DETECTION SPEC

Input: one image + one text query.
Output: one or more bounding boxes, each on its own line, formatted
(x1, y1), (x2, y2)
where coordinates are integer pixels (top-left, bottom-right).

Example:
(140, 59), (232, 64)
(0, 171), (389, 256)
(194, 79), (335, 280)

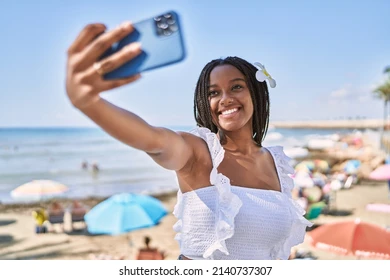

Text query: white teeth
(221, 108), (238, 115)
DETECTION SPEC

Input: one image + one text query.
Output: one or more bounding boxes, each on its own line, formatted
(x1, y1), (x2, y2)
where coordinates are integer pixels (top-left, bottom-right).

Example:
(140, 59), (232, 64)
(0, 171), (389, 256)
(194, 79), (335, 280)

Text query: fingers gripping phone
(101, 11), (186, 80)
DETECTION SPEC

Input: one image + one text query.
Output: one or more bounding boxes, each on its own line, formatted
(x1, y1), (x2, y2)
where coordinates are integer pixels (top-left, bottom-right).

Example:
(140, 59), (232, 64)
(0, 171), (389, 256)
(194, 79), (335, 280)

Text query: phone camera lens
(157, 22), (169, 29)
(155, 13), (177, 37)
(169, 24), (178, 32)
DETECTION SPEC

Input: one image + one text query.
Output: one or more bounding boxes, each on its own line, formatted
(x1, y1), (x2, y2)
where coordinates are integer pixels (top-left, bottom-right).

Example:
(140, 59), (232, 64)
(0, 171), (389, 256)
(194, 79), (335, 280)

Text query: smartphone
(101, 11), (186, 80)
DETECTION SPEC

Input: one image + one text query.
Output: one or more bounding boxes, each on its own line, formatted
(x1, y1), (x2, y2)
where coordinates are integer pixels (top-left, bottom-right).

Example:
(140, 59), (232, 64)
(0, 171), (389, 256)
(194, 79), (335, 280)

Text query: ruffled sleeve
(172, 190), (183, 247)
(183, 127), (243, 259)
(266, 146), (313, 260)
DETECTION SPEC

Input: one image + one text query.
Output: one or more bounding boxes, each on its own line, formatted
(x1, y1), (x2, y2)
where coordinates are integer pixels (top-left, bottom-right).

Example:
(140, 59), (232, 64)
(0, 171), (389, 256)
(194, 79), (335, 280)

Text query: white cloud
(357, 95), (370, 102)
(55, 113), (66, 120)
(330, 85), (352, 98)
(329, 84), (372, 102)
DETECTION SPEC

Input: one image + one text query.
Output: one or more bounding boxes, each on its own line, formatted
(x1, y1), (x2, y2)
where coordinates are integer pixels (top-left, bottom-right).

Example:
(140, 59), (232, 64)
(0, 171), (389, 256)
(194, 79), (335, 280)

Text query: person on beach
(32, 208), (48, 234)
(65, 22), (312, 260)
(48, 201), (64, 216)
(136, 236), (165, 260)
(81, 160), (88, 170)
(69, 200), (88, 230)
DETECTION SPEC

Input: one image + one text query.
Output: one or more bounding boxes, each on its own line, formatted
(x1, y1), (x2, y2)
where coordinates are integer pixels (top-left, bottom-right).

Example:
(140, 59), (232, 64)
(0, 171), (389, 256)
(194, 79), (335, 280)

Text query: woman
(66, 22), (312, 260)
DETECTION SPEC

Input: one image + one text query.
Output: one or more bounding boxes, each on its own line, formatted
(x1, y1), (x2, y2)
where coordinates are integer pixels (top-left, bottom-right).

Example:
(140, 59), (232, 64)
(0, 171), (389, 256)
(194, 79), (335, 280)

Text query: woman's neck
(220, 129), (260, 156)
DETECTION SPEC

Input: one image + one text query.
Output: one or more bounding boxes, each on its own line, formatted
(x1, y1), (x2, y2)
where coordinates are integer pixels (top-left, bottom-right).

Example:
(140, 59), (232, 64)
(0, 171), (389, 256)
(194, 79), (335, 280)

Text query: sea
(0, 125), (380, 204)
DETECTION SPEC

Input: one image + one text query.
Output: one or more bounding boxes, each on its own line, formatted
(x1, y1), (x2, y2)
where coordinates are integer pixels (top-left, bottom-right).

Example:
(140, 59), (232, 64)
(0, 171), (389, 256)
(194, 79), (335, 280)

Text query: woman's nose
(220, 92), (233, 105)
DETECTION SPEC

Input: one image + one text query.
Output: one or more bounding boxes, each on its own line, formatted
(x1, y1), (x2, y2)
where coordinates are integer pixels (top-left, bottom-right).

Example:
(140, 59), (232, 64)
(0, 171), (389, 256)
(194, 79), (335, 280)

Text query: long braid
(193, 56), (270, 146)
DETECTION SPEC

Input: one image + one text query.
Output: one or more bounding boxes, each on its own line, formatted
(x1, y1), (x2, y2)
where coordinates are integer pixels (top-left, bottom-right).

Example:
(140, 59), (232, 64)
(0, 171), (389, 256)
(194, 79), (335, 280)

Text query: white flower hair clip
(253, 62), (276, 88)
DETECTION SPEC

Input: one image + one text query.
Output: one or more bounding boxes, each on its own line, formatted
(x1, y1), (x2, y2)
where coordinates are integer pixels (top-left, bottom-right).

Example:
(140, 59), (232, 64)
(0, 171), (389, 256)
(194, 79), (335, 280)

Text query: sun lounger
(69, 200), (88, 230)
(71, 212), (85, 223)
(136, 248), (165, 260)
(47, 202), (65, 232)
(48, 213), (64, 224)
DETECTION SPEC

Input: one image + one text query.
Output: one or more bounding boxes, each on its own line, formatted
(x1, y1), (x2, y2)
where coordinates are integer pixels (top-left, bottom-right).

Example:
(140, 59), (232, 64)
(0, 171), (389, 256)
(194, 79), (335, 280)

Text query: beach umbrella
(307, 219), (390, 259)
(314, 160), (330, 173)
(343, 159), (361, 175)
(294, 164), (310, 173)
(10, 180), (68, 200)
(366, 203), (390, 214)
(368, 164), (390, 181)
(302, 186), (323, 203)
(312, 172), (326, 187)
(84, 193), (168, 235)
(295, 161), (315, 172)
(293, 171), (314, 189)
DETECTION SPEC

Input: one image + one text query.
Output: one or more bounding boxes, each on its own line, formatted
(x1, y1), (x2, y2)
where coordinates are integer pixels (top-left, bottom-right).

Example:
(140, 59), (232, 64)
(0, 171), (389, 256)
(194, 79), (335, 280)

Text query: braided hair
(193, 56), (270, 146)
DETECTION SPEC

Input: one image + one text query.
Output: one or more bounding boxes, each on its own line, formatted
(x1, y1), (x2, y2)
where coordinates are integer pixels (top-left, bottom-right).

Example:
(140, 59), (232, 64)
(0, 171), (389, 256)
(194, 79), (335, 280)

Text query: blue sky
(1, 0), (389, 127)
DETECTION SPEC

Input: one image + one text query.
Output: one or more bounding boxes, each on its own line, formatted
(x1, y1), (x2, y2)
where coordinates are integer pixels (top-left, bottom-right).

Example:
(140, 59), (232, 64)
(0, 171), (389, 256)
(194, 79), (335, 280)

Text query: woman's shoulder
(262, 145), (295, 182)
(175, 128), (215, 192)
(175, 129), (212, 167)
(176, 129), (209, 151)
(187, 126), (212, 137)
(176, 127), (217, 152)
(263, 145), (286, 154)
(263, 145), (292, 165)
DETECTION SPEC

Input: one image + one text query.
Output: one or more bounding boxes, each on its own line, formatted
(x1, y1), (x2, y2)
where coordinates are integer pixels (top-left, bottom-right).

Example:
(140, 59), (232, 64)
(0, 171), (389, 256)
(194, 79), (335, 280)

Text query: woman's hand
(65, 22), (142, 110)
(64, 22), (194, 175)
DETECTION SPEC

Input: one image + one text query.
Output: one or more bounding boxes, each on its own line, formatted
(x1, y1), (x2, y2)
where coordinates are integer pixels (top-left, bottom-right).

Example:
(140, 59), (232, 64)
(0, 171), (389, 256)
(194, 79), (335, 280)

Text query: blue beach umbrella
(344, 159), (361, 175)
(84, 193), (168, 235)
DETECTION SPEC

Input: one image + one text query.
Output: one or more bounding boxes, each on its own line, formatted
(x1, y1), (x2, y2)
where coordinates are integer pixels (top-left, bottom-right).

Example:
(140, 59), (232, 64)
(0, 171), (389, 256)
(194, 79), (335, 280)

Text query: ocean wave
(0, 164), (169, 183)
(16, 138), (114, 148)
(68, 174), (177, 188)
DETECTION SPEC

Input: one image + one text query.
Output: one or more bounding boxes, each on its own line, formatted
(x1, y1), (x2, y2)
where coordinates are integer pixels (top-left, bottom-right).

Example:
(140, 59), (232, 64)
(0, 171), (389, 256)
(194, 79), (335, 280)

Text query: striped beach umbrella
(308, 219), (390, 259)
(11, 180), (69, 200)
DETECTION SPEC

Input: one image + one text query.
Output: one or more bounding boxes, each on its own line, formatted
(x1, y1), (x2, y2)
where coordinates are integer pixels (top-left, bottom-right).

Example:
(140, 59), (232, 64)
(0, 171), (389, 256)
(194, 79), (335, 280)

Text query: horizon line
(0, 118), (384, 129)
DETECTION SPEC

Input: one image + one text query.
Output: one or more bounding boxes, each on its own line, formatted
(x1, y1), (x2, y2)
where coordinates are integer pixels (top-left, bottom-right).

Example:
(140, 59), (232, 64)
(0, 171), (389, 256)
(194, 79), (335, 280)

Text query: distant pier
(270, 119), (385, 129)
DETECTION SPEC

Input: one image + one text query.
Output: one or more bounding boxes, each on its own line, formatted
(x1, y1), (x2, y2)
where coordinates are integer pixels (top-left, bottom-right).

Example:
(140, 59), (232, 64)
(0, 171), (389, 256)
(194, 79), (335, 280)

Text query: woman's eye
(232, 85), (243, 90)
(208, 91), (218, 97)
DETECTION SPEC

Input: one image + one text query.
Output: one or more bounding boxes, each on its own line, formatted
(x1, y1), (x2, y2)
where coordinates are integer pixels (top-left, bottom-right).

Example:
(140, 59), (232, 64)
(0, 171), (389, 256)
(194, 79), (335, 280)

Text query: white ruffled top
(173, 127), (313, 260)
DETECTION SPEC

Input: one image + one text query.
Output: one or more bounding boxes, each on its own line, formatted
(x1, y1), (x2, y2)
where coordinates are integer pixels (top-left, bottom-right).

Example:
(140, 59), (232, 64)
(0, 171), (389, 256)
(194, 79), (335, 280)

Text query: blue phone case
(102, 11), (186, 80)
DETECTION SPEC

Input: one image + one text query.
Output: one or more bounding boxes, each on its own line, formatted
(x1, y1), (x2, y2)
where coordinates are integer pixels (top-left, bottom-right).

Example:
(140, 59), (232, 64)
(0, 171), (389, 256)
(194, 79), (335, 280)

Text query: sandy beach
(1, 179), (389, 260)
(0, 193), (180, 260)
(1, 125), (389, 260)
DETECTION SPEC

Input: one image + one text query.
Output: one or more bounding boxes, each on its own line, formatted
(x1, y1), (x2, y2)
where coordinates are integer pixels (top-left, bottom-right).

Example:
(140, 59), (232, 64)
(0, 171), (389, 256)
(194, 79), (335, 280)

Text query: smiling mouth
(219, 107), (240, 118)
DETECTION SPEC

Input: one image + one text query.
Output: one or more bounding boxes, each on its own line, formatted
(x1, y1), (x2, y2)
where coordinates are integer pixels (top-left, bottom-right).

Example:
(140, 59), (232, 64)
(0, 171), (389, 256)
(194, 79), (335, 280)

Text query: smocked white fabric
(173, 127), (313, 260)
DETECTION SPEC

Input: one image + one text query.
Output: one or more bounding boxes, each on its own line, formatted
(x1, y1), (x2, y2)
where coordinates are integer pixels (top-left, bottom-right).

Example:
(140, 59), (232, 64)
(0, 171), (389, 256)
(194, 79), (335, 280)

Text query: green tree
(373, 67), (390, 152)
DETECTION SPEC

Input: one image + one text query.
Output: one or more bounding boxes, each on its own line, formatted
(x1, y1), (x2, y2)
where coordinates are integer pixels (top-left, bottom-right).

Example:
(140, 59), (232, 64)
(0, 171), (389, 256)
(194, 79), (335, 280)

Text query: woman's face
(208, 64), (254, 132)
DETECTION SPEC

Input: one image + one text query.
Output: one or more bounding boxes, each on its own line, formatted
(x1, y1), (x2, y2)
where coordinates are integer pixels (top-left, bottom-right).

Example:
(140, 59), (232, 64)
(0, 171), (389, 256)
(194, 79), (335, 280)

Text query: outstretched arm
(81, 99), (193, 170)
(65, 22), (193, 171)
